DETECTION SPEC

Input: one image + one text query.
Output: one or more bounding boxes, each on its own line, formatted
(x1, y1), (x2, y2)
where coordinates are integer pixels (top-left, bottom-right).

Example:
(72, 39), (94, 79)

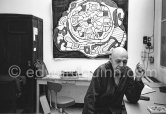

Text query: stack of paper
(141, 85), (156, 95)
(147, 105), (166, 114)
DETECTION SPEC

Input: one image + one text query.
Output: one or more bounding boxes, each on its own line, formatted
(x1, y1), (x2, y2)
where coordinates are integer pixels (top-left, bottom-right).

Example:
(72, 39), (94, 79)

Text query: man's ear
(109, 48), (114, 59)
(109, 54), (112, 60)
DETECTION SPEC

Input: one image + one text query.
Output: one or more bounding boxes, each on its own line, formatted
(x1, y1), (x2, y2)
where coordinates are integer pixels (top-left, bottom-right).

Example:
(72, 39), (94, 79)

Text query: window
(161, 0), (166, 67)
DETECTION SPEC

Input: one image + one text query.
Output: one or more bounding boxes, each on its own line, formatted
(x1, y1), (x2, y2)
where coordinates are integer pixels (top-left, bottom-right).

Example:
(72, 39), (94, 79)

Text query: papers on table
(146, 83), (166, 88)
(147, 105), (166, 114)
(153, 92), (166, 105)
(43, 75), (60, 80)
(141, 85), (156, 95)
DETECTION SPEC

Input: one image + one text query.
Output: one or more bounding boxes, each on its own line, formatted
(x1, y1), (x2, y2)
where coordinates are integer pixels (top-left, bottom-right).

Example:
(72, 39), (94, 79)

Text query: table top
(36, 74), (93, 82)
(125, 84), (166, 114)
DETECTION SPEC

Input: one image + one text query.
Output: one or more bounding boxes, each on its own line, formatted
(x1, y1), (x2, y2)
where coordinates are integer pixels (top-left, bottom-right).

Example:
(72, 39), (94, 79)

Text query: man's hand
(135, 63), (145, 81)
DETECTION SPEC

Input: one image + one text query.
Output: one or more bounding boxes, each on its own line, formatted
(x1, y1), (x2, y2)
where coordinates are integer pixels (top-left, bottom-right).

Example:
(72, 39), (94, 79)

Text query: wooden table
(36, 76), (91, 113)
(125, 82), (166, 114)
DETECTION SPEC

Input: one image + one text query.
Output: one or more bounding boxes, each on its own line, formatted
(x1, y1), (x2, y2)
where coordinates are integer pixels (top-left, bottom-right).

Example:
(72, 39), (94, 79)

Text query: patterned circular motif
(54, 0), (127, 58)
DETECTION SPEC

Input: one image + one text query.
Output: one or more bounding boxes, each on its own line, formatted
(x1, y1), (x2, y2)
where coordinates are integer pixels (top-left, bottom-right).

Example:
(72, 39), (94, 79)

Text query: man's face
(111, 56), (128, 70)
(109, 48), (128, 74)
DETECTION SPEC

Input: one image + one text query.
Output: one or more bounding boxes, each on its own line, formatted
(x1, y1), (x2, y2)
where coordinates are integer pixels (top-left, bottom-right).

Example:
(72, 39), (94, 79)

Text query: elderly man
(82, 47), (145, 114)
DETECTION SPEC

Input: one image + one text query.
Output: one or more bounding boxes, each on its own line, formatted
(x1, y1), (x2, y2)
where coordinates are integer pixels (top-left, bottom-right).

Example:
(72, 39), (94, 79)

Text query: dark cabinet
(0, 14), (43, 74)
(0, 14), (43, 113)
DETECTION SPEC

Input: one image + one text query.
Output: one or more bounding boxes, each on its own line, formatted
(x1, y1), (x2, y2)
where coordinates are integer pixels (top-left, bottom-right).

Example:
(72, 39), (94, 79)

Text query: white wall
(154, 0), (166, 83)
(128, 0), (154, 70)
(0, 0), (154, 75)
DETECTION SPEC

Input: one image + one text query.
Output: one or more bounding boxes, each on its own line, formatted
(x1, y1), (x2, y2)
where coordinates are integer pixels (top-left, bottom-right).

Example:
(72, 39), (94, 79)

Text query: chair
(40, 95), (51, 114)
(47, 82), (75, 114)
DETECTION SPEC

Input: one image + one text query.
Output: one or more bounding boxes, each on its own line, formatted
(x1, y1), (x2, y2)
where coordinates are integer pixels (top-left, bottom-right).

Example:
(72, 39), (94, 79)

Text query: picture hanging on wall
(52, 0), (128, 58)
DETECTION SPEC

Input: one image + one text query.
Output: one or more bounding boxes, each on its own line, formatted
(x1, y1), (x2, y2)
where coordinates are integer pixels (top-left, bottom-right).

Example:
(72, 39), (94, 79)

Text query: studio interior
(0, 0), (166, 114)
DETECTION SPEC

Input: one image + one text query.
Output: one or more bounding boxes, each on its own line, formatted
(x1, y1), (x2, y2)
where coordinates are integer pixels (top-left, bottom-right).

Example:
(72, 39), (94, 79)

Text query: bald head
(111, 47), (128, 59)
(109, 47), (128, 69)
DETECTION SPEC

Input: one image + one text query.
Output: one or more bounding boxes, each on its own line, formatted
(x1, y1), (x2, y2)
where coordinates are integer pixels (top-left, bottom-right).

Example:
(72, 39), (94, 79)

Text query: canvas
(52, 0), (128, 58)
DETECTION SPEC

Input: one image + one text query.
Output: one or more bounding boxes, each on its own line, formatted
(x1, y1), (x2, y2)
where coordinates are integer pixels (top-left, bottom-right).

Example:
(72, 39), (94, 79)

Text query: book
(147, 105), (166, 114)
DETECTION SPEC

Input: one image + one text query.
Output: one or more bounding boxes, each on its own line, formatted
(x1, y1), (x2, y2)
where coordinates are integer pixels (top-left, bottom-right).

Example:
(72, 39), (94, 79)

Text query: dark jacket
(82, 61), (144, 114)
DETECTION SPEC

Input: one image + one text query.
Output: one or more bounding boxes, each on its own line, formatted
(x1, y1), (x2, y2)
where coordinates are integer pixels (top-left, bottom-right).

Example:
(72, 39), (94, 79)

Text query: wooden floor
(41, 103), (83, 114)
(15, 107), (83, 114)
(14, 104), (83, 114)
(55, 104), (83, 114)
(63, 106), (83, 114)
(42, 105), (83, 114)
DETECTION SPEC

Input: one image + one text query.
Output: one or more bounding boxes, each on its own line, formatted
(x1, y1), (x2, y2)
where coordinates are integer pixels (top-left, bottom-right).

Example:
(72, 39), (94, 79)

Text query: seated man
(82, 47), (145, 114)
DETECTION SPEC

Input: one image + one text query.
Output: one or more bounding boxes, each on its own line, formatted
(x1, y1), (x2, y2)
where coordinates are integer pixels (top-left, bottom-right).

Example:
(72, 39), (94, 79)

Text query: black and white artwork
(53, 0), (128, 58)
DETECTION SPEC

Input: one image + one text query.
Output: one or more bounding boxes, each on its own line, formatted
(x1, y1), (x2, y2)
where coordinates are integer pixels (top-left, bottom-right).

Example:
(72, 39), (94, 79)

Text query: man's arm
(125, 75), (144, 103)
(124, 65), (145, 103)
(82, 68), (102, 114)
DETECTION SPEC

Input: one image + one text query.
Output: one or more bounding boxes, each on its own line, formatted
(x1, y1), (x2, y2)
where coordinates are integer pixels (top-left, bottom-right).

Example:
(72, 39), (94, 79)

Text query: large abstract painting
(53, 0), (128, 58)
